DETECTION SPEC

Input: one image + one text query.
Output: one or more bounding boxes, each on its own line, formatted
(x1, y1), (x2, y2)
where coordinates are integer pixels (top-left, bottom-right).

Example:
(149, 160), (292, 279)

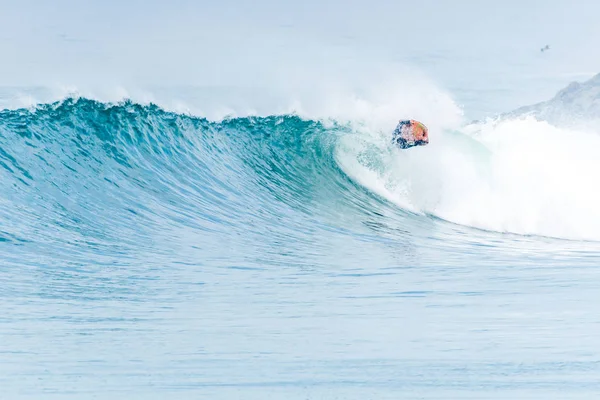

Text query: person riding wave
(392, 120), (429, 149)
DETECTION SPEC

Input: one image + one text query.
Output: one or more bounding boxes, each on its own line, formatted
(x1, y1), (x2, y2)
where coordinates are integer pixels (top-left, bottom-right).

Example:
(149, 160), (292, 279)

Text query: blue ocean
(3, 1), (600, 399)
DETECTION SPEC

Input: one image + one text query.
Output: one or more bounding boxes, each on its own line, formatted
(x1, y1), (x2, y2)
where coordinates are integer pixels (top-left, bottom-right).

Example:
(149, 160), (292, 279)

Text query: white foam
(337, 115), (600, 241)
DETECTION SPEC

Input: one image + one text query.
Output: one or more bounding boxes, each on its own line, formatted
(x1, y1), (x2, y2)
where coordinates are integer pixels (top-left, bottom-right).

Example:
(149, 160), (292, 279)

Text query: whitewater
(3, 1), (600, 399)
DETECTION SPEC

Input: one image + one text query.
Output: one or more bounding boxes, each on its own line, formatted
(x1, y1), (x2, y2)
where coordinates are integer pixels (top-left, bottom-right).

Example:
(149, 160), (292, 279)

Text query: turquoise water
(3, 2), (600, 399)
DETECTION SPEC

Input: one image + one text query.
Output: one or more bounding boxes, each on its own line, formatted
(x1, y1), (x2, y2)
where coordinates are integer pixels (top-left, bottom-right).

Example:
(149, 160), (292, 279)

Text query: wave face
(0, 99), (355, 255)
(0, 98), (418, 267)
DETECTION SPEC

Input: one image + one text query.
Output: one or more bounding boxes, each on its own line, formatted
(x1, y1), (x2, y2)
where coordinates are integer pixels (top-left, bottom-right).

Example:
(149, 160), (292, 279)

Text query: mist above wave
(507, 72), (600, 130)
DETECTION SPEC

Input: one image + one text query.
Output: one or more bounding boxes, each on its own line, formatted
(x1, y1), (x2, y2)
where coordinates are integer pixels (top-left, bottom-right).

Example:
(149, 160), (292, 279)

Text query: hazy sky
(1, 0), (599, 114)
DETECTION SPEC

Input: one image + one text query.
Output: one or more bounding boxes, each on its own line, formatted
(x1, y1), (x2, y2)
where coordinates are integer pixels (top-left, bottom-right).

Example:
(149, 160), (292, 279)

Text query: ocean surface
(3, 1), (600, 399)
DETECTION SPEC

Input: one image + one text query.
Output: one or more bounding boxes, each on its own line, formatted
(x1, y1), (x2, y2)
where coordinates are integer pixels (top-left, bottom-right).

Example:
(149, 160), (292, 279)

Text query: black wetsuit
(392, 120), (414, 149)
